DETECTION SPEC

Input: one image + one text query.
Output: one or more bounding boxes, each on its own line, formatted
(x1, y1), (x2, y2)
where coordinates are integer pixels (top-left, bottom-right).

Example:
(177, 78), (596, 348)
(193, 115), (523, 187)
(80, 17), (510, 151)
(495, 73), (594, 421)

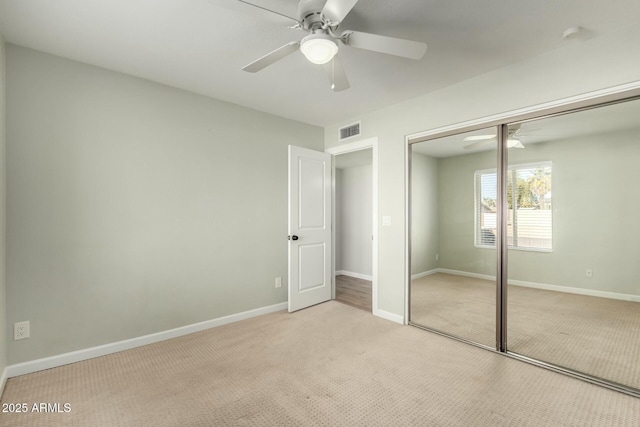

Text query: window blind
(475, 162), (552, 251)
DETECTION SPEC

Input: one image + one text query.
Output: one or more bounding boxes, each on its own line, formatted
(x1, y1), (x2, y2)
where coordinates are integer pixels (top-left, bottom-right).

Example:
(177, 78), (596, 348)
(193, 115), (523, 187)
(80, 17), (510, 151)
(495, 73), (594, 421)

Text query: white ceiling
(1, 0), (639, 126)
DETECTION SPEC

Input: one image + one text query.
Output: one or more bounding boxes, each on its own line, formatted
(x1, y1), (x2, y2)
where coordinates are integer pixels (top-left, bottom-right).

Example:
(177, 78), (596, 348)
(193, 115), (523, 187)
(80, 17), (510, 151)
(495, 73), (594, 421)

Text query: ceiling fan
(463, 125), (525, 150)
(238, 0), (428, 91)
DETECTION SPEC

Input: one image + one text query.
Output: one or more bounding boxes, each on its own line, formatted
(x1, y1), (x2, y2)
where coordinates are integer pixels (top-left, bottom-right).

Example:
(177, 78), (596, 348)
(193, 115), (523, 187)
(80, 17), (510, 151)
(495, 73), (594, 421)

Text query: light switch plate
(382, 216), (392, 227)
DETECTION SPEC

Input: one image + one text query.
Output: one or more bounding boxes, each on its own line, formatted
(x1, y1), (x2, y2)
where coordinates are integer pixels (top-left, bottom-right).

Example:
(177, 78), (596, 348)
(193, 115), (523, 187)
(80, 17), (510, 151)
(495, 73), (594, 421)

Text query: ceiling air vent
(339, 122), (361, 141)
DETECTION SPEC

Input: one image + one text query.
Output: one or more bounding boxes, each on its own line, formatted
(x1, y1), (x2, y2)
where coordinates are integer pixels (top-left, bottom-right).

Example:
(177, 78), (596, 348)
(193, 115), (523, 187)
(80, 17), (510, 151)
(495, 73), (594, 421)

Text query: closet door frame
(405, 82), (640, 397)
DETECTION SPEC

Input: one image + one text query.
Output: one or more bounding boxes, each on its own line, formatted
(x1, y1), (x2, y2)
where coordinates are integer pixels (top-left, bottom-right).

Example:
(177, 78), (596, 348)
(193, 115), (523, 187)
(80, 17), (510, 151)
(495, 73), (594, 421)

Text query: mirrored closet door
(506, 98), (640, 391)
(410, 126), (498, 348)
(409, 95), (640, 395)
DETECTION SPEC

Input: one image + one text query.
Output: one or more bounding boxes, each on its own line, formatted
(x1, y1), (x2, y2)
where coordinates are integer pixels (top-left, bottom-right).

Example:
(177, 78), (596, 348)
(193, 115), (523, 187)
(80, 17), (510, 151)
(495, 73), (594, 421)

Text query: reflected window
(475, 162), (552, 251)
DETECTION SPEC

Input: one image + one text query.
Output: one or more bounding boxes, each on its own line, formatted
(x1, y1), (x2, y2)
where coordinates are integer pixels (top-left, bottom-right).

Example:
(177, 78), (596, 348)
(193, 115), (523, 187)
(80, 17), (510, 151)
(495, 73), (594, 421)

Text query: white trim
(436, 269), (640, 302)
(509, 279), (640, 302)
(327, 137), (379, 314)
(5, 302), (287, 379)
(0, 367), (8, 398)
(405, 137), (411, 324)
(326, 137), (376, 155)
(411, 269), (439, 280)
(373, 309), (404, 324)
(437, 268), (495, 282)
(335, 270), (373, 281)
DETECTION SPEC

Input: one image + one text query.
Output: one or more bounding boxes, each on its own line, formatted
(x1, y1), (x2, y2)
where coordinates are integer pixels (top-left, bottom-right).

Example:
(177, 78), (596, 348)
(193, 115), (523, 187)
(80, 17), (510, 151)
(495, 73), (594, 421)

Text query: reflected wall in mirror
(410, 127), (498, 347)
(506, 98), (640, 390)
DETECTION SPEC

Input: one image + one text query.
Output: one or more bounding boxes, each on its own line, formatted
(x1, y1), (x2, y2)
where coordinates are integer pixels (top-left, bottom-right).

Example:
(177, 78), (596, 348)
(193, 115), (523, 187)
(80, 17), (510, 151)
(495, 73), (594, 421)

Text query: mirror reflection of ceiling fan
(237, 0), (428, 91)
(463, 125), (525, 150)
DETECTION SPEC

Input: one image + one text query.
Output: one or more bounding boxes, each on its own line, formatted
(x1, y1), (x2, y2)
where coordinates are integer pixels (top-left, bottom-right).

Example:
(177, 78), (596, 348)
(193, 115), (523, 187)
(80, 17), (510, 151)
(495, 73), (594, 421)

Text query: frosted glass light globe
(300, 34), (338, 65)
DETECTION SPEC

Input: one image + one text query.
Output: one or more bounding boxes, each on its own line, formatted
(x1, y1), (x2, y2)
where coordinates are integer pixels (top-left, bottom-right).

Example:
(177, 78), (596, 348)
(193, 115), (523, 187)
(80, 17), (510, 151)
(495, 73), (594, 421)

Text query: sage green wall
(507, 132), (639, 294)
(325, 23), (640, 318)
(0, 36), (7, 376)
(6, 45), (323, 364)
(410, 153), (438, 275)
(437, 150), (497, 276)
(336, 164), (373, 276)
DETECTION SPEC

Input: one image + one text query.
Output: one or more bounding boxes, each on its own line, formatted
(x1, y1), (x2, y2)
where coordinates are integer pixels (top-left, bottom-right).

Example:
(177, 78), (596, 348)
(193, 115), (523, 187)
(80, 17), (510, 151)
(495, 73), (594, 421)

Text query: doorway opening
(335, 148), (373, 312)
(327, 137), (378, 315)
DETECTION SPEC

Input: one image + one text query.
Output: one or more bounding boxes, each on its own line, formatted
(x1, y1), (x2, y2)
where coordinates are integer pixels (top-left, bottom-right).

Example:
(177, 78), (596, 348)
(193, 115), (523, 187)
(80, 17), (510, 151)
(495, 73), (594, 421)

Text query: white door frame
(326, 137), (379, 315)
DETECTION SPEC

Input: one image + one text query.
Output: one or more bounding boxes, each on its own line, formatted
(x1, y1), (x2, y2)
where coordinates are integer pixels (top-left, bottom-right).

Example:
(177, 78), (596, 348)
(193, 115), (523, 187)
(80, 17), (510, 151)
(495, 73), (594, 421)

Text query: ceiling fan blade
(322, 0), (359, 24)
(463, 134), (496, 142)
(234, 0), (300, 24)
(323, 56), (350, 92)
(342, 30), (427, 60)
(242, 42), (300, 73)
(464, 138), (525, 150)
(463, 139), (496, 150)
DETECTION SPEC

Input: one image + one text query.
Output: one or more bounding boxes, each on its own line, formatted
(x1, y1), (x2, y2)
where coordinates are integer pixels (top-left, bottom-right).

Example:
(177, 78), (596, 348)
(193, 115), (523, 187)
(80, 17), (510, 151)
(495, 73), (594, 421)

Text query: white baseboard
(509, 279), (640, 302)
(411, 269), (439, 280)
(373, 309), (404, 325)
(438, 269), (640, 302)
(336, 270), (373, 281)
(6, 302), (288, 379)
(0, 367), (7, 399)
(437, 268), (495, 282)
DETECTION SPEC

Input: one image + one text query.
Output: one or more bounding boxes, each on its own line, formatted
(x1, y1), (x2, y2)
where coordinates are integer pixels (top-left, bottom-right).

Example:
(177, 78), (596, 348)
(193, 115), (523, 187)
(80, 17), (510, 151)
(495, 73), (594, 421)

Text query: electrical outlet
(586, 268), (593, 278)
(275, 277), (282, 288)
(14, 321), (30, 341)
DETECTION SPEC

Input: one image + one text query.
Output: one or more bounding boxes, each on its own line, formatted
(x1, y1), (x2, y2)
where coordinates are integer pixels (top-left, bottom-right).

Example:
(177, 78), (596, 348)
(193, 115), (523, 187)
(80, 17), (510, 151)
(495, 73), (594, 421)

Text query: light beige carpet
(1, 301), (639, 426)
(411, 273), (640, 390)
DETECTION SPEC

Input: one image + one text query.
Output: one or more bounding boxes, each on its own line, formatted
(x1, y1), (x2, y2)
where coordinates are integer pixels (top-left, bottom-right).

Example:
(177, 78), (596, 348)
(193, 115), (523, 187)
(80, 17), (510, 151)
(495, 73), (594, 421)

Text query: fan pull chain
(331, 58), (335, 90)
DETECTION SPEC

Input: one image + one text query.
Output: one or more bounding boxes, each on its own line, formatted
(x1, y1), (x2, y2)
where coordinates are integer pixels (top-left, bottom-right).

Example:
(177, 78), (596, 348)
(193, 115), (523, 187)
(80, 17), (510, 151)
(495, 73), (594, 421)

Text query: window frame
(474, 161), (553, 252)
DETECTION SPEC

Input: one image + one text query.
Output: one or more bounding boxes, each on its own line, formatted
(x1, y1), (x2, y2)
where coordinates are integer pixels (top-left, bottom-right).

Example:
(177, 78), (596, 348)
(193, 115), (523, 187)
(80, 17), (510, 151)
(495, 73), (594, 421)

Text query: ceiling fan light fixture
(300, 33), (338, 65)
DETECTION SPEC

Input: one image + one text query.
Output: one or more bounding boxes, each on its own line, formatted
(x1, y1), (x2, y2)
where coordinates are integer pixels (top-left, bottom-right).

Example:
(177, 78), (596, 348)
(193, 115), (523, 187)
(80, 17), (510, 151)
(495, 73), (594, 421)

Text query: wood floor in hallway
(335, 274), (372, 312)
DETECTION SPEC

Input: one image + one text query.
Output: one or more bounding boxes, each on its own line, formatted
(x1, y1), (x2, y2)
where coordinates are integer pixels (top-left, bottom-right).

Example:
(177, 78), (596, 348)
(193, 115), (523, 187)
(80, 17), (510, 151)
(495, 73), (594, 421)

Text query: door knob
(290, 235), (299, 241)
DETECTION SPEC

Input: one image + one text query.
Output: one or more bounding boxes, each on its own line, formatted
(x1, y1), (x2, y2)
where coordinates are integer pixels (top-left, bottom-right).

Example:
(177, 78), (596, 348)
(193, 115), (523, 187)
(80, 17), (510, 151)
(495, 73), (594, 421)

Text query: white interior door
(288, 145), (332, 312)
